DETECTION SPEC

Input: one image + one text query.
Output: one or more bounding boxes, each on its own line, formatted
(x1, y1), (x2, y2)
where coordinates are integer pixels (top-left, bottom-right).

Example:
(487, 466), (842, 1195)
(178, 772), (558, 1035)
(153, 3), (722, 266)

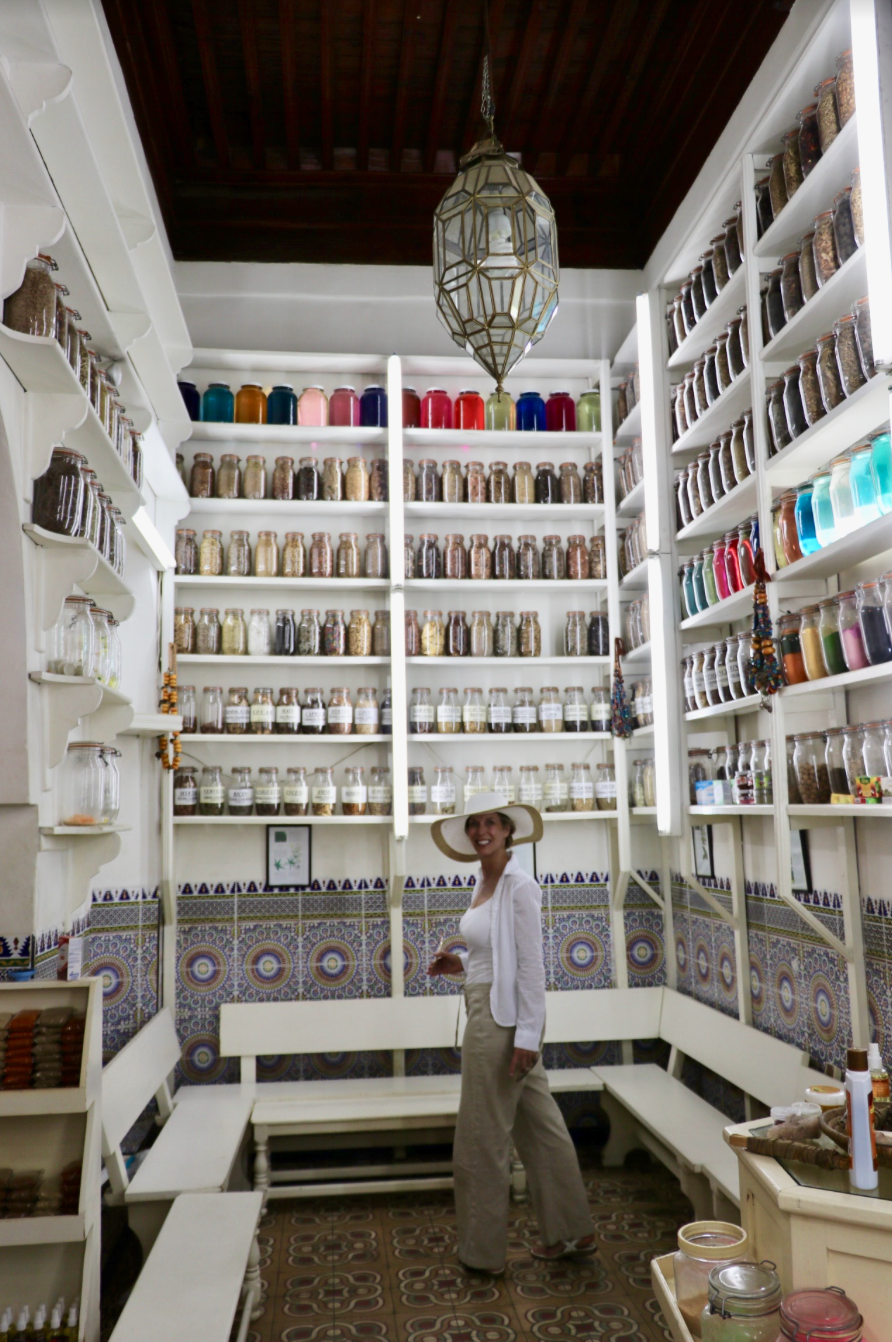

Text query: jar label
(199, 785), (225, 803)
(704, 667), (717, 691)
(539, 703), (563, 721)
(463, 705), (486, 724)
(228, 788), (254, 806)
(174, 787), (196, 805)
(590, 704), (610, 724)
(595, 781), (617, 798)
(407, 785), (427, 803)
(411, 704), (435, 723)
(250, 704), (274, 725)
(355, 705), (379, 725)
(544, 782), (569, 802)
(564, 705), (589, 722)
(342, 785), (368, 803)
(513, 705), (537, 724)
(714, 661), (729, 688)
(464, 784), (486, 801)
(519, 783), (543, 804)
(328, 704), (354, 724)
(225, 704), (249, 726)
(284, 785), (308, 804)
(381, 706), (393, 727)
(570, 781), (594, 799)
(369, 786), (392, 803)
(431, 784), (456, 803)
(254, 786), (280, 804)
(302, 707), (326, 727)
(312, 785), (337, 803)
(692, 670), (705, 692)
(488, 706), (511, 724)
(493, 785), (516, 804)
(437, 706), (461, 724)
(275, 704), (299, 726)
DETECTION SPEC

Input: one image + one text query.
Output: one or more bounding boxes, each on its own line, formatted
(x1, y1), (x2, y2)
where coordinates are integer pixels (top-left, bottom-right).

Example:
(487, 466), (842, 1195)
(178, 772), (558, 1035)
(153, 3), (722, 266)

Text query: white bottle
(66, 1305), (79, 1340)
(846, 1046), (878, 1190)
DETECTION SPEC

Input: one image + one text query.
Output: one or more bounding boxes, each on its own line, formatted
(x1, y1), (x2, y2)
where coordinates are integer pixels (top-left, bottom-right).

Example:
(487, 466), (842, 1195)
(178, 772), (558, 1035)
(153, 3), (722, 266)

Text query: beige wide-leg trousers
(453, 983), (594, 1271)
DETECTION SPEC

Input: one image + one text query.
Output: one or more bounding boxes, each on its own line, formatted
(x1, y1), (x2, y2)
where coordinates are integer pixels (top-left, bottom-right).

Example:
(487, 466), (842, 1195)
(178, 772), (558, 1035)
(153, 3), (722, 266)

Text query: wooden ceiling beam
(500, 0), (544, 147)
(588, 0), (673, 163)
(459, 0), (508, 155)
(190, 0), (231, 168)
(357, 0), (376, 171)
(279, 0), (300, 169)
(142, 0), (195, 167)
(238, 0), (266, 168)
(320, 0), (334, 171)
(424, 0), (459, 172)
(391, 0), (422, 173)
(526, 0), (587, 169)
(556, 0), (639, 174)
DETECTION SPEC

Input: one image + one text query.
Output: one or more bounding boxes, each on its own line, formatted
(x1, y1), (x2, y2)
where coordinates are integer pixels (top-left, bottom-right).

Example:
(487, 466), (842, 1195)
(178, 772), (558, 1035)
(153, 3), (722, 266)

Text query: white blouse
(457, 853), (546, 1052)
(459, 899), (494, 985)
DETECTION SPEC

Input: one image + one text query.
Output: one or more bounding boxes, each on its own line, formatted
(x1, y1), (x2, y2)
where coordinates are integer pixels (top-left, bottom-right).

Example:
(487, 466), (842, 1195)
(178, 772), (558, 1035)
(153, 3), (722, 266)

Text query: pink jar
(545, 391), (577, 432)
(780, 1287), (862, 1341)
(329, 386), (360, 427)
(455, 389), (485, 431)
(298, 386), (329, 427)
(402, 386), (421, 428)
(421, 387), (453, 430)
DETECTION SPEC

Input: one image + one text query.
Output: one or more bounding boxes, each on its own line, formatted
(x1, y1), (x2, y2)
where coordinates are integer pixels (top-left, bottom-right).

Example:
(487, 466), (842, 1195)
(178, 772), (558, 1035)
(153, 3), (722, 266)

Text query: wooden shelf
(680, 584), (755, 632)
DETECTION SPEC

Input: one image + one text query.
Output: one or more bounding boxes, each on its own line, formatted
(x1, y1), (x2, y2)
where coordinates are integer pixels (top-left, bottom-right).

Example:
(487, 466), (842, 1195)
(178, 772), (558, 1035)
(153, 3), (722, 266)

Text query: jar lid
(363, 384), (385, 391)
(780, 1287), (862, 1335)
(334, 385), (356, 392)
(271, 384), (295, 391)
(707, 1261), (782, 1318)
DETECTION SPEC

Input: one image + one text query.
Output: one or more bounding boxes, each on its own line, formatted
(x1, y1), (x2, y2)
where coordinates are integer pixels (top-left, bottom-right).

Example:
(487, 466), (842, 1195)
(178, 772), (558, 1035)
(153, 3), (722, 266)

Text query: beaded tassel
(610, 636), (633, 738)
(750, 551), (784, 698)
(158, 642), (181, 769)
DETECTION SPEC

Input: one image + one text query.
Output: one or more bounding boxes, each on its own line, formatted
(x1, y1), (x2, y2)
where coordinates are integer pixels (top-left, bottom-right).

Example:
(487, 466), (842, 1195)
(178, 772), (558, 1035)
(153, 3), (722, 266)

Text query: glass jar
(516, 534), (539, 581)
(594, 762), (616, 811)
(851, 166), (864, 248)
(542, 535), (565, 581)
(470, 533), (492, 580)
(440, 460), (463, 503)
(31, 447), (84, 536)
(224, 765), (253, 818)
(486, 389), (515, 430)
(853, 296), (875, 379)
(221, 607), (247, 656)
(493, 535), (514, 580)
(272, 686), (298, 735)
(267, 385), (297, 426)
(277, 531), (304, 579)
(223, 529), (250, 577)
(410, 686), (434, 735)
(174, 606), (195, 655)
(235, 384), (267, 424)
(295, 608), (318, 656)
(421, 609), (445, 656)
(217, 454), (241, 499)
(253, 530), (278, 578)
(813, 210), (839, 288)
(766, 380), (791, 456)
(431, 766), (457, 816)
(199, 685), (224, 734)
(373, 610), (390, 656)
(408, 765), (427, 816)
(535, 462), (560, 504)
(538, 686), (563, 733)
(509, 687), (535, 735)
(835, 313), (866, 396)
(282, 766), (308, 817)
(673, 1224), (748, 1337)
(779, 1286), (862, 1342)
(829, 454), (858, 536)
(519, 611), (541, 658)
(858, 581), (892, 664)
(346, 456), (370, 502)
(254, 766), (281, 818)
(816, 332), (845, 411)
(50, 596), (95, 677)
(566, 762), (594, 812)
(798, 604), (827, 681)
(798, 103), (821, 177)
(793, 733), (831, 804)
(780, 250), (803, 323)
(403, 459), (416, 503)
(559, 462), (582, 505)
(543, 762), (568, 813)
(777, 613), (806, 684)
(799, 230), (819, 301)
(418, 532), (441, 579)
(564, 611), (586, 657)
(488, 461), (510, 504)
(512, 461), (535, 503)
(514, 764), (541, 808)
(190, 452), (216, 499)
(815, 74), (840, 151)
(247, 686), (272, 736)
(4, 254), (57, 336)
(247, 608), (271, 656)
(446, 609), (469, 657)
(336, 531), (360, 578)
(369, 457), (387, 502)
(850, 442), (880, 524)
(466, 461), (486, 503)
(243, 454), (267, 500)
(310, 531), (334, 579)
(701, 1261), (782, 1342)
(222, 686), (249, 735)
(296, 687), (323, 736)
(174, 764), (198, 816)
(782, 366), (808, 439)
(872, 430), (892, 513)
(311, 766), (337, 816)
(405, 609), (420, 656)
(348, 608), (372, 656)
(837, 591), (868, 670)
(272, 456), (295, 501)
(297, 457), (320, 500)
(437, 686), (461, 734)
(583, 460), (603, 504)
(369, 766), (393, 816)
(297, 386), (327, 427)
(833, 187), (857, 265)
(417, 459), (440, 503)
(197, 764), (225, 817)
(342, 766), (368, 816)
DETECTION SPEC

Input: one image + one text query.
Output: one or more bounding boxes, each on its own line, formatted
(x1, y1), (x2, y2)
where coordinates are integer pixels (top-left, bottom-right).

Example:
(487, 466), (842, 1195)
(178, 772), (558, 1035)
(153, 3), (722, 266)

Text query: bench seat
(109, 1192), (263, 1342)
(126, 1089), (254, 1201)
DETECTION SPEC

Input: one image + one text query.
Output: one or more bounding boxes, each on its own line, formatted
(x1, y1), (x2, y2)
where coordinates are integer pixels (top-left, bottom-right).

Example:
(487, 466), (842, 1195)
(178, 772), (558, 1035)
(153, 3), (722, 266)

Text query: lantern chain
(481, 1), (495, 137)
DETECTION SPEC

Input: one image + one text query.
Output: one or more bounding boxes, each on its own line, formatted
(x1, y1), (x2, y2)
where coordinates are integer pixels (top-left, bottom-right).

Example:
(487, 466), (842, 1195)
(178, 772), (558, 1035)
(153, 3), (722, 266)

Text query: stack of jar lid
(675, 414), (755, 532)
(407, 686), (611, 735)
(406, 609), (609, 658)
(755, 48), (855, 232)
(679, 520), (759, 618)
(4, 255), (143, 488)
(787, 719), (892, 805)
(777, 575), (892, 684)
(184, 450), (385, 502)
(405, 531), (606, 582)
(689, 742), (772, 807)
(174, 606), (386, 658)
(665, 205), (745, 358)
(176, 528), (388, 580)
(32, 446), (127, 575)
(765, 296), (875, 458)
(174, 763), (392, 817)
(771, 429), (891, 568)
(671, 311), (749, 447)
(407, 762), (615, 815)
(180, 684), (391, 736)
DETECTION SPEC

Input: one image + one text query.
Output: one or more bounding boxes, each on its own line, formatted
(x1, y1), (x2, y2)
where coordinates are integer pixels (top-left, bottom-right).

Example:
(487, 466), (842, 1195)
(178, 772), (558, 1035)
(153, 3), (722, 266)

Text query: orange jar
(778, 490), (804, 565)
(235, 383), (268, 424)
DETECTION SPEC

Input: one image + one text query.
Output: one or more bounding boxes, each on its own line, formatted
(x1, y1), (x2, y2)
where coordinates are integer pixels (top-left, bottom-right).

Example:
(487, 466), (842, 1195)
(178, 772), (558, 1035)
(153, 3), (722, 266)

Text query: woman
(428, 790), (595, 1274)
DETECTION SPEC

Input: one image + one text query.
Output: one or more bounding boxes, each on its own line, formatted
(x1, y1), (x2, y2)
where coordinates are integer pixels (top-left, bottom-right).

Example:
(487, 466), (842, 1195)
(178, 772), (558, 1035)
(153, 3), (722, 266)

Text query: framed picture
(266, 824), (312, 890)
(790, 829), (812, 894)
(692, 825), (715, 880)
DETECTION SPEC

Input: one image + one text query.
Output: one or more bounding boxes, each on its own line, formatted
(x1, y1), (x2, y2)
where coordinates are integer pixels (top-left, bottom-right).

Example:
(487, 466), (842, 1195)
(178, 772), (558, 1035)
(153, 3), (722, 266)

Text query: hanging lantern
(432, 55), (559, 389)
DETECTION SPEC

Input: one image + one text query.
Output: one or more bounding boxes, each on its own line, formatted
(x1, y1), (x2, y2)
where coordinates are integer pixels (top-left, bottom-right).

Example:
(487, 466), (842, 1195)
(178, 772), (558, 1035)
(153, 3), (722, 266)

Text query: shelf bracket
(0, 205), (66, 300)
(27, 390), (89, 481)
(39, 829), (123, 917)
(7, 61), (72, 125)
(25, 525), (99, 631)
(771, 880), (853, 963)
(630, 869), (664, 912)
(680, 868), (738, 930)
(29, 672), (103, 770)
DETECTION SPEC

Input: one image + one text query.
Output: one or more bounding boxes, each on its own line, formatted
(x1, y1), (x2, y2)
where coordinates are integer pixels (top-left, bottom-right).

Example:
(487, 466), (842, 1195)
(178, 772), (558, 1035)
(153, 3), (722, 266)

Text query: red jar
(421, 387), (453, 430)
(402, 386), (421, 428)
(779, 1287), (861, 1341)
(545, 391), (577, 432)
(455, 389), (485, 431)
(724, 531), (743, 593)
(329, 386), (360, 427)
(712, 539), (730, 601)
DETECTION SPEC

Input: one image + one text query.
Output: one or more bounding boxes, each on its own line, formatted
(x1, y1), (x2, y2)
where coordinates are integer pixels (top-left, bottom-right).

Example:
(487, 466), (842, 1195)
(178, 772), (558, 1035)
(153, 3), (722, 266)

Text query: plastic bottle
(65, 1306), (78, 1342)
(10, 1312), (29, 1342)
(845, 1045), (878, 1190)
(868, 1041), (890, 1101)
(32, 1305), (47, 1342)
(46, 1309), (64, 1342)
(0, 1309), (11, 1342)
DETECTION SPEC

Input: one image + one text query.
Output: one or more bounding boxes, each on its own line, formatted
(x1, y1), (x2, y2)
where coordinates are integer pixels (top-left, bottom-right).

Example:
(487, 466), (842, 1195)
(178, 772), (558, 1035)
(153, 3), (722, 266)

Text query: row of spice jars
(666, 207), (745, 356)
(180, 684), (392, 735)
(184, 451), (385, 502)
(404, 457), (603, 505)
(771, 432), (892, 568)
(617, 439), (643, 501)
(672, 313), (749, 442)
(679, 521), (760, 617)
(407, 685), (612, 734)
(765, 297), (876, 456)
(182, 382), (389, 427)
(683, 638), (758, 710)
(48, 597), (122, 687)
(407, 608), (609, 658)
(676, 414), (755, 530)
(624, 597), (650, 652)
(174, 606), (386, 657)
(174, 763), (393, 816)
(406, 531), (606, 581)
(408, 763), (616, 814)
(689, 743), (772, 807)
(757, 51), (855, 231)
(618, 513), (647, 577)
(788, 722), (892, 804)
(32, 446), (127, 574)
(763, 174), (862, 344)
(4, 257), (143, 486)
(777, 581), (892, 684)
(615, 370), (640, 429)
(175, 528), (388, 580)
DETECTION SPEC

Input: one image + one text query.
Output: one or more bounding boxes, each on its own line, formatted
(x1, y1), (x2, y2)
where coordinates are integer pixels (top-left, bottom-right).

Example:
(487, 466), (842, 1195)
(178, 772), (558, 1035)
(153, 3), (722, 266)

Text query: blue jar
(750, 514), (760, 557)
(267, 384), (298, 425)
(850, 443), (881, 524)
(682, 563), (697, 620)
(517, 390), (546, 432)
(360, 385), (388, 428)
(794, 483), (820, 555)
(178, 380), (200, 421)
(202, 382), (234, 422)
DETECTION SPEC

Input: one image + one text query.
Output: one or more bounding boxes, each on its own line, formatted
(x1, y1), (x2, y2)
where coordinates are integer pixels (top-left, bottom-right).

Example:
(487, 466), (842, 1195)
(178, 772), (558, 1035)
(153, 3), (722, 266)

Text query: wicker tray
(820, 1103), (892, 1149)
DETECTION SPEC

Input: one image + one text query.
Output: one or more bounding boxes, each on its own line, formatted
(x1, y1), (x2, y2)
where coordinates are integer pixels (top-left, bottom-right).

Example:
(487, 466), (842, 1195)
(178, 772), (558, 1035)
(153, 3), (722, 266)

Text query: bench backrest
(101, 1007), (180, 1193)
(659, 990), (831, 1109)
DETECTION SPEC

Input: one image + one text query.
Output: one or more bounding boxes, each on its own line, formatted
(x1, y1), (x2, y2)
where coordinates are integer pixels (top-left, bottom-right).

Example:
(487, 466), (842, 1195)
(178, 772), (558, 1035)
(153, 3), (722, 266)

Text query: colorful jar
(297, 385), (328, 426)
(235, 383), (267, 424)
(267, 385), (297, 424)
(455, 389), (485, 430)
(545, 391), (576, 431)
(794, 483), (820, 555)
(811, 471), (836, 547)
(779, 1287), (862, 1342)
(360, 385), (387, 427)
(402, 386), (421, 427)
(516, 390), (546, 431)
(329, 385), (360, 426)
(201, 383), (234, 422)
(850, 442), (881, 524)
(421, 387), (451, 429)
(486, 390), (515, 430)
(838, 590), (869, 670)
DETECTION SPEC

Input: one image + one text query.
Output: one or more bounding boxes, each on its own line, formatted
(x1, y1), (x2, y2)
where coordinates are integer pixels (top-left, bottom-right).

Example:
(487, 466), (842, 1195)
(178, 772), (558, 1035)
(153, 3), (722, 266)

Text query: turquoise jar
(692, 554), (709, 612)
(850, 443), (881, 524)
(870, 430), (892, 514)
(201, 382), (234, 422)
(794, 483), (820, 554)
(681, 563), (697, 620)
(267, 384), (298, 425)
(811, 471), (836, 547)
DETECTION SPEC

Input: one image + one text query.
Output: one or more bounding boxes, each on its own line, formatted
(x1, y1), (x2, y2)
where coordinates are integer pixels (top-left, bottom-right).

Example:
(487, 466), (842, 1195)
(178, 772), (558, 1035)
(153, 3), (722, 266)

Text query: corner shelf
(403, 502), (605, 521)
(614, 399), (642, 442)
(617, 477), (644, 517)
(23, 524), (136, 626)
(29, 673), (133, 765)
(764, 373), (889, 485)
(773, 509), (892, 582)
(622, 642), (652, 665)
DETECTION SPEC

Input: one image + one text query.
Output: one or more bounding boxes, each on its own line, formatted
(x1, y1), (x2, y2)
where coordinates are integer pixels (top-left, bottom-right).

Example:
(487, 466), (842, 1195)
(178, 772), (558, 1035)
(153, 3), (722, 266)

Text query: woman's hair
(464, 811), (516, 848)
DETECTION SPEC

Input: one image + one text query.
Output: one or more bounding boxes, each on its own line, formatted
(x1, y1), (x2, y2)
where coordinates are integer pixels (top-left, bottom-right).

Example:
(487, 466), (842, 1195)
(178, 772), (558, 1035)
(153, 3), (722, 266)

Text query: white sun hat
(430, 789), (543, 863)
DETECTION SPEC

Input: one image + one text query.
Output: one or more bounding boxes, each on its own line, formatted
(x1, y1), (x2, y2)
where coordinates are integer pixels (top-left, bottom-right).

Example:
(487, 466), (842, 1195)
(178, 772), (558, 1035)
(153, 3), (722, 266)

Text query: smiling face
(464, 811), (513, 859)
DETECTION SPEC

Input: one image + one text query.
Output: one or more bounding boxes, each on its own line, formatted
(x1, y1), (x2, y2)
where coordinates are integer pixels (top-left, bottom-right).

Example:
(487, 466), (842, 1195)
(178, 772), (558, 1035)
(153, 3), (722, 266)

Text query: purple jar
(517, 391), (546, 431)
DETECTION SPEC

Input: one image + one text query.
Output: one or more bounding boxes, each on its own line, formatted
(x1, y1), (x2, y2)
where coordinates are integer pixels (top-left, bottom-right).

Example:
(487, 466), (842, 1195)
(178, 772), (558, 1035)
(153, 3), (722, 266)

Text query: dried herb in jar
(797, 104), (821, 177)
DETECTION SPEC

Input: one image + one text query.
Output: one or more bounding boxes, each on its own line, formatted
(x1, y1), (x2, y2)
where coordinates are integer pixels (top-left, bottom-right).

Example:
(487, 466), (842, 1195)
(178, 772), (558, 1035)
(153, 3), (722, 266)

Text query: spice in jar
(595, 763), (617, 811)
(368, 766), (392, 815)
(254, 766), (281, 817)
(442, 460), (463, 502)
(369, 457), (387, 501)
(431, 766), (457, 815)
(325, 686), (352, 735)
(310, 532), (333, 578)
(324, 608), (347, 656)
(417, 459), (440, 502)
(176, 528), (198, 575)
(469, 610), (494, 657)
(4, 254), (57, 337)
(407, 765), (427, 815)
(798, 103), (821, 177)
(299, 687), (324, 735)
(462, 686), (486, 734)
(200, 685), (224, 734)
(486, 687), (511, 734)
(513, 461), (535, 503)
(467, 461), (486, 503)
(298, 608), (321, 655)
(567, 535), (588, 581)
(174, 606), (195, 654)
(835, 314), (866, 396)
(535, 462), (559, 504)
(519, 611), (541, 657)
(222, 686), (249, 734)
(224, 530), (250, 577)
(493, 535), (515, 580)
(405, 609), (420, 656)
(174, 765), (199, 816)
(348, 608), (372, 655)
(346, 456), (370, 501)
(312, 765), (337, 815)
(851, 165), (864, 247)
(281, 531), (305, 578)
(298, 457), (320, 500)
(564, 687), (588, 732)
(403, 459), (416, 502)
(543, 762), (568, 812)
(195, 608), (221, 655)
(812, 210), (838, 287)
(589, 536), (606, 579)
(570, 762), (595, 812)
(228, 766), (254, 817)
(815, 75), (840, 151)
(495, 611), (517, 657)
(372, 610), (390, 656)
(833, 187), (857, 265)
(199, 764), (225, 816)
(470, 534), (492, 580)
(799, 230), (819, 300)
(421, 609), (444, 656)
(539, 686), (563, 733)
(271, 455), (294, 500)
(488, 461), (510, 504)
(255, 530), (279, 578)
(221, 607), (247, 655)
(243, 454), (267, 500)
(337, 532), (361, 578)
(816, 332), (845, 410)
(542, 535), (565, 580)
(516, 535), (539, 580)
(342, 765), (368, 816)
(418, 533), (441, 579)
(444, 534), (468, 580)
(583, 461), (603, 504)
(446, 609), (469, 657)
(410, 686), (434, 734)
(284, 766), (308, 816)
(216, 453), (241, 499)
(322, 457), (344, 500)
(248, 608), (272, 656)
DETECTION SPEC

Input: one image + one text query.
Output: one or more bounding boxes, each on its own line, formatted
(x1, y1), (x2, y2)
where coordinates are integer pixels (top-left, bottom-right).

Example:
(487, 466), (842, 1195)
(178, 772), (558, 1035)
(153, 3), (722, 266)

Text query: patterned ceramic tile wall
(82, 888), (161, 1061)
(671, 874), (739, 1018)
(625, 872), (667, 988)
(863, 893), (892, 1051)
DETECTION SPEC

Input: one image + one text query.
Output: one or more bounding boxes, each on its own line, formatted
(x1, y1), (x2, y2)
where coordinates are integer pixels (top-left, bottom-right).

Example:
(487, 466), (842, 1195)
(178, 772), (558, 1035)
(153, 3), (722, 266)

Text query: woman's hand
(427, 951), (464, 977)
(510, 1048), (538, 1081)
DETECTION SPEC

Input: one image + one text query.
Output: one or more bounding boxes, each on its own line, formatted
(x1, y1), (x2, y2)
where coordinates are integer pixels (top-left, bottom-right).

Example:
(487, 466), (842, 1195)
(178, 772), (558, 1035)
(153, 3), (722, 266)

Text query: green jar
(703, 548), (718, 605)
(577, 388), (601, 432)
(485, 390), (515, 430)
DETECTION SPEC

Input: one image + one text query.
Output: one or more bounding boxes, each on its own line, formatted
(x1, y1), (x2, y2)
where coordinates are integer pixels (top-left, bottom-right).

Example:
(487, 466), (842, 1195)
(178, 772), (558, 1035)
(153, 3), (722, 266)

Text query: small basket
(821, 1101), (892, 1148)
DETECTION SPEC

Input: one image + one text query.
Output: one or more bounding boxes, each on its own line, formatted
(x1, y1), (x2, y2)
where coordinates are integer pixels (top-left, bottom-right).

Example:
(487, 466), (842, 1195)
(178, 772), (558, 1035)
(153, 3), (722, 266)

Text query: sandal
(531, 1234), (597, 1260)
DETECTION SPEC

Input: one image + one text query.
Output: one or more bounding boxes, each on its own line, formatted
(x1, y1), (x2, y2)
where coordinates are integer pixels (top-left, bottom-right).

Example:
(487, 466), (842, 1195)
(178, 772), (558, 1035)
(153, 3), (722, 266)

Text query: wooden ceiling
(102, 0), (791, 268)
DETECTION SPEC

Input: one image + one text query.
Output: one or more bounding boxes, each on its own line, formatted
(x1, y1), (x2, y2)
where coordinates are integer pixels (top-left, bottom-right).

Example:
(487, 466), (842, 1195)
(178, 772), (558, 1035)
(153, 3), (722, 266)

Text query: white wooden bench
(101, 1007), (254, 1254)
(220, 986), (831, 1216)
